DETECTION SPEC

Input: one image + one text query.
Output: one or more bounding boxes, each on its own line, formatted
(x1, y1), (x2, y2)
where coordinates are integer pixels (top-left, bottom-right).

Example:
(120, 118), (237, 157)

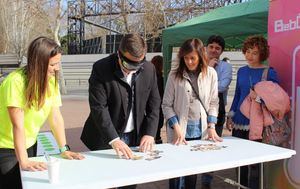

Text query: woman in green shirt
(0, 37), (84, 189)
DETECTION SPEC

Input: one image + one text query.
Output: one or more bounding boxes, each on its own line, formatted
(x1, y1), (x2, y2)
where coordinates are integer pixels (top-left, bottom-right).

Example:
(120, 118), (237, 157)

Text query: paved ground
(41, 92), (237, 189)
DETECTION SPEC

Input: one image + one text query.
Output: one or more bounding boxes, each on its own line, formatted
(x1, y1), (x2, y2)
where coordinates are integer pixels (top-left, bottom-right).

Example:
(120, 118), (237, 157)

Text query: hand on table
(111, 139), (133, 159)
(20, 160), (47, 171)
(61, 151), (85, 160)
(207, 127), (223, 142)
(172, 124), (188, 145)
(139, 135), (154, 152)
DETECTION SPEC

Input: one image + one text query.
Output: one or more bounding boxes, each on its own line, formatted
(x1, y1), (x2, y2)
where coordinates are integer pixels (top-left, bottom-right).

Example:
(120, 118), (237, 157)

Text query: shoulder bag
(260, 67), (291, 146)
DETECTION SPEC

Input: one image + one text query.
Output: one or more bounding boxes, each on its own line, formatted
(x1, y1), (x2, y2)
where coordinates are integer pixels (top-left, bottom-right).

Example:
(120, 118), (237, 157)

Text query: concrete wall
(221, 51), (247, 96)
(1, 52), (247, 96)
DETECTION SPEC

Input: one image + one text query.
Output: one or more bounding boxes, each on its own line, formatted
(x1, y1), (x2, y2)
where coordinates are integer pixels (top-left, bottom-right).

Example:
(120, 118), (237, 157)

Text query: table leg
(260, 163), (264, 189)
(238, 166), (241, 189)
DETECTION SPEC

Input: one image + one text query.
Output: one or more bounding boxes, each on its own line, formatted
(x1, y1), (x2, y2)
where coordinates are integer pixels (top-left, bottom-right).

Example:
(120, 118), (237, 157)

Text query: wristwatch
(59, 144), (71, 153)
(207, 125), (215, 129)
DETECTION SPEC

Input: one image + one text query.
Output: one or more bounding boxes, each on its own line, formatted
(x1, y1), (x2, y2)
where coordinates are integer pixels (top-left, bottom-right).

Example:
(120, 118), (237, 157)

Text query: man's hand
(20, 160), (47, 171)
(208, 58), (218, 68)
(172, 124), (188, 145)
(60, 151), (85, 160)
(139, 135), (154, 152)
(111, 139), (133, 159)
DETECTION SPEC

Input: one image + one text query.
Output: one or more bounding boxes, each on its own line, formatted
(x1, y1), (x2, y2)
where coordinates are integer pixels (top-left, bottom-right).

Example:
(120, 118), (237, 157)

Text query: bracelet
(255, 96), (262, 103)
(59, 144), (71, 153)
(207, 125), (215, 129)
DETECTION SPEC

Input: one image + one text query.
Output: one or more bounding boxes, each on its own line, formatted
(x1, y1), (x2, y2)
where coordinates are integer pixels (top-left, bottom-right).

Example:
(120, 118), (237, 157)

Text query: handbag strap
(261, 67), (269, 81)
(260, 67), (270, 109)
(249, 67), (269, 89)
(187, 79), (208, 116)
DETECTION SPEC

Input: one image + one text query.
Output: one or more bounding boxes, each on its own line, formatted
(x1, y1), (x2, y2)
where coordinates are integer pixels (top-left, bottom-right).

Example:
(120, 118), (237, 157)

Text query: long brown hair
(175, 38), (208, 79)
(24, 36), (61, 110)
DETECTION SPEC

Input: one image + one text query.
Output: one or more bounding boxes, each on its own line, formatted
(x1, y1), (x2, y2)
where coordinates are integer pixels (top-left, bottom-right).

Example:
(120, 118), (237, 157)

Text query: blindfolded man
(81, 33), (161, 189)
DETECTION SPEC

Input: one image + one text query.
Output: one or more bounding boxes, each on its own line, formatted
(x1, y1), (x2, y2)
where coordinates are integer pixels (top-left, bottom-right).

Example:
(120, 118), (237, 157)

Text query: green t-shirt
(0, 68), (62, 149)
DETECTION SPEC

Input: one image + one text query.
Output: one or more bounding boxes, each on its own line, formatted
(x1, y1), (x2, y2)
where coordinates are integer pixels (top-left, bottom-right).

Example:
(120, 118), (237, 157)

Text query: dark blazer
(81, 54), (161, 150)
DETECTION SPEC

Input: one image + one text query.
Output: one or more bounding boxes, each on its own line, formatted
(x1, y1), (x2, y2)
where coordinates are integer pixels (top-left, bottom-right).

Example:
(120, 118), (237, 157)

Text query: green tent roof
(162, 0), (269, 75)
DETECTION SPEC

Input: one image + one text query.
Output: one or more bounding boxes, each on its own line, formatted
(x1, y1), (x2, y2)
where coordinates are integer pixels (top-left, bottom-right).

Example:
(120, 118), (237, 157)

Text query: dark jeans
(169, 137), (200, 189)
(0, 143), (37, 189)
(155, 108), (164, 144)
(232, 129), (260, 189)
(120, 131), (137, 147)
(118, 131), (137, 189)
(201, 93), (226, 186)
(215, 92), (226, 137)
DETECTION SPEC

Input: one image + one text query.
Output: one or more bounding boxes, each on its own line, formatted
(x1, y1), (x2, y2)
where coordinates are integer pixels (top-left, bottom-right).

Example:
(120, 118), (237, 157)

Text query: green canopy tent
(162, 0), (269, 77)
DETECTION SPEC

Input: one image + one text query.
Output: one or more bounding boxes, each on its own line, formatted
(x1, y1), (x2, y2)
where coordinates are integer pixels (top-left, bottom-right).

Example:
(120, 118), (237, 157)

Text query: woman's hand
(172, 124), (188, 145)
(20, 160), (47, 171)
(60, 151), (85, 160)
(207, 126), (223, 142)
(249, 88), (257, 99)
(226, 117), (234, 131)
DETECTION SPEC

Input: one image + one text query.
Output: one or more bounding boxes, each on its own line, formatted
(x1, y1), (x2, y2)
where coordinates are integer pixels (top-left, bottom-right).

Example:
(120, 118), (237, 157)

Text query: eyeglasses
(118, 51), (146, 71)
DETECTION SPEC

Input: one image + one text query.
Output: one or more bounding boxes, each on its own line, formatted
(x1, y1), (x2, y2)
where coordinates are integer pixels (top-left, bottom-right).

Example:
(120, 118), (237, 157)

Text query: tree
(0, 0), (68, 94)
(44, 0), (67, 94)
(0, 0), (49, 58)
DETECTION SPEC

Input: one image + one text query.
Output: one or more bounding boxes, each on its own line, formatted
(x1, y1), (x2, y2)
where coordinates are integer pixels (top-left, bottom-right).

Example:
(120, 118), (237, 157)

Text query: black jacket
(81, 54), (161, 150)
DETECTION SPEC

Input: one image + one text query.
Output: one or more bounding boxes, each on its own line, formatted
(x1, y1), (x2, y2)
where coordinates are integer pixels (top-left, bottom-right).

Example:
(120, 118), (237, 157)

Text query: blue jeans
(201, 173), (213, 185)
(169, 137), (201, 189)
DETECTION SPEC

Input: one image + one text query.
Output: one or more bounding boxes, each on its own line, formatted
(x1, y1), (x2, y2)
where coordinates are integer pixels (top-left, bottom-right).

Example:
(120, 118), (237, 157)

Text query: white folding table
(21, 137), (296, 189)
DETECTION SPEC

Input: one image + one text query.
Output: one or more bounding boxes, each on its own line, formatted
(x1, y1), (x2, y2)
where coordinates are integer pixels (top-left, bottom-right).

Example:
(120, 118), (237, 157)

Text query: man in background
(202, 35), (232, 189)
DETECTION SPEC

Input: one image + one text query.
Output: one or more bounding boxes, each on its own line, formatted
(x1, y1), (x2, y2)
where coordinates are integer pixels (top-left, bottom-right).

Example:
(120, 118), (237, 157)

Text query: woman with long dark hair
(162, 38), (222, 189)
